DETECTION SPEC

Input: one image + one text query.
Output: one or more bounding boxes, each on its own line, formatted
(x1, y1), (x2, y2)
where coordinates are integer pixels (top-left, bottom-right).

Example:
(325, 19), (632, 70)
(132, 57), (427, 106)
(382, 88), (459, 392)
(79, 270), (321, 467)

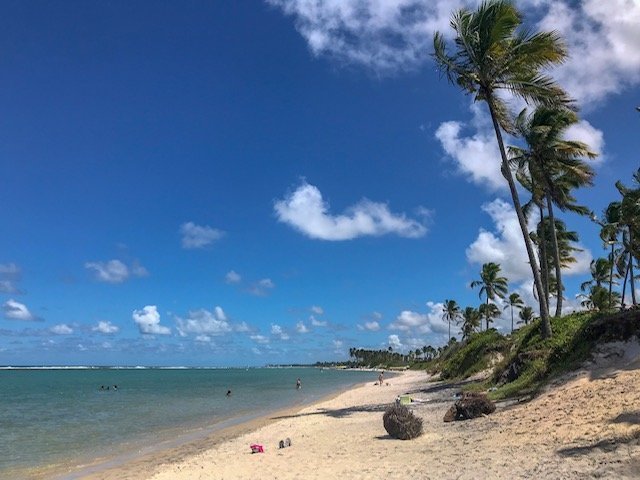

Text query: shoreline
(49, 374), (380, 480)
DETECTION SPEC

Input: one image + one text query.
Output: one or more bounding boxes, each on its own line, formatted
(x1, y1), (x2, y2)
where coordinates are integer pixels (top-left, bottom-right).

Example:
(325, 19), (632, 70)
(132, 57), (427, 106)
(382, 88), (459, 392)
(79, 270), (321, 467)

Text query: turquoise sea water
(0, 367), (375, 478)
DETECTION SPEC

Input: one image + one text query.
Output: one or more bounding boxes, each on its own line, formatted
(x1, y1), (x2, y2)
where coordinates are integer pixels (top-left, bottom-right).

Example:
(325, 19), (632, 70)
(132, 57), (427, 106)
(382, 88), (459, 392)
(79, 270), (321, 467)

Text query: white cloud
(248, 278), (276, 296)
(51, 324), (73, 335)
(333, 339), (344, 353)
(564, 120), (605, 161)
(234, 321), (251, 332)
(466, 198), (592, 282)
(267, 0), (455, 73)
(250, 334), (270, 344)
(180, 222), (224, 249)
(274, 181), (427, 240)
(92, 321), (119, 334)
(310, 315), (327, 327)
(362, 321), (381, 331)
(195, 335), (212, 343)
(534, 0), (640, 105)
(85, 259), (147, 284)
(388, 334), (403, 350)
(252, 347), (262, 355)
(434, 103), (505, 190)
(296, 321), (309, 333)
(269, 0), (640, 105)
(132, 305), (171, 335)
(175, 307), (231, 337)
(310, 305), (324, 315)
(2, 299), (37, 321)
(271, 324), (290, 340)
(389, 302), (448, 335)
(225, 270), (242, 284)
(0, 263), (21, 294)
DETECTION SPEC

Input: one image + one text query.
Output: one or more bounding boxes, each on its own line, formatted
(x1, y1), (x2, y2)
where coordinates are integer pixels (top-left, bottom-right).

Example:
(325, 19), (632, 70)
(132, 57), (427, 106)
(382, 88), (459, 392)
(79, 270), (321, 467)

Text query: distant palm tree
(471, 262), (508, 330)
(580, 258), (612, 293)
(504, 293), (525, 333)
(518, 306), (535, 326)
(460, 307), (481, 340)
(434, 0), (570, 338)
(442, 299), (462, 341)
(615, 170), (640, 306)
(479, 303), (501, 330)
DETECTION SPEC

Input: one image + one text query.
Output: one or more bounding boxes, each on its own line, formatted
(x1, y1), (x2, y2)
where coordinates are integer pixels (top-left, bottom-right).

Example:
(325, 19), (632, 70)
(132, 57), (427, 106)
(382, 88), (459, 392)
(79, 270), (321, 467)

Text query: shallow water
(0, 367), (375, 478)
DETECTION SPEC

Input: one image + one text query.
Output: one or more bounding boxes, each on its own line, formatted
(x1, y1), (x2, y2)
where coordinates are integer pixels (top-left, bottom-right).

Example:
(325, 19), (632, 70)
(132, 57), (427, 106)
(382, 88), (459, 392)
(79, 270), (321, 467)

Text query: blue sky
(1, 0), (638, 366)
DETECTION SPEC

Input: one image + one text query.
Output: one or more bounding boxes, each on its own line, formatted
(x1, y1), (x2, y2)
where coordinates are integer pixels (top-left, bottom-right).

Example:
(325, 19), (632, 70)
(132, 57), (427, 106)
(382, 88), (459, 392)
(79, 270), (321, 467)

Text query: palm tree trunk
(510, 305), (514, 333)
(630, 229), (637, 305)
(608, 241), (615, 309)
(485, 96), (552, 338)
(546, 197), (563, 316)
(622, 258), (630, 308)
(538, 204), (550, 306)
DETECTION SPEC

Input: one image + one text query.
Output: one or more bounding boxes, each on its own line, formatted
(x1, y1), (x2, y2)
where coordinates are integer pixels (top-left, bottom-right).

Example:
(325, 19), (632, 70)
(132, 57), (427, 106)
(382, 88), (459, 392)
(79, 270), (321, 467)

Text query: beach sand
(80, 342), (640, 480)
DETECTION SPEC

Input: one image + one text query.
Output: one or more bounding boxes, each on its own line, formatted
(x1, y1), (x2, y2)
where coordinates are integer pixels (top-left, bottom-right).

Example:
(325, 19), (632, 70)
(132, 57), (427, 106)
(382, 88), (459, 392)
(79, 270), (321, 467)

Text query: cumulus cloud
(389, 302), (448, 335)
(466, 199), (592, 283)
(92, 321), (119, 334)
(269, 0), (640, 104)
(2, 299), (38, 321)
(0, 280), (20, 294)
(388, 334), (403, 350)
(274, 182), (427, 240)
(175, 307), (231, 337)
(225, 270), (242, 284)
(50, 324), (73, 335)
(310, 305), (324, 315)
(296, 321), (309, 333)
(132, 305), (171, 335)
(251, 334), (270, 344)
(180, 222), (224, 249)
(564, 120), (605, 161)
(271, 324), (290, 340)
(85, 259), (148, 284)
(195, 335), (212, 343)
(435, 103), (505, 190)
(234, 321), (251, 332)
(358, 320), (381, 331)
(310, 315), (327, 327)
(248, 278), (276, 296)
(0, 263), (20, 276)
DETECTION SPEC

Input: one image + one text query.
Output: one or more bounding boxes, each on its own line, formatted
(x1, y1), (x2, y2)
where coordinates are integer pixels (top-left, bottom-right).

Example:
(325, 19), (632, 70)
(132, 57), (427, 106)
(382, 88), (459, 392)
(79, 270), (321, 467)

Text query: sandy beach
(74, 341), (640, 480)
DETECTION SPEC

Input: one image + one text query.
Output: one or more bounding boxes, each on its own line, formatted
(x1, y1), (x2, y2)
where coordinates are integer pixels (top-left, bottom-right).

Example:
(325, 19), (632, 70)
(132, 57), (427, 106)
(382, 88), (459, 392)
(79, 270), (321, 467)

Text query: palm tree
(615, 169), (640, 306)
(518, 306), (535, 326)
(509, 106), (596, 316)
(580, 258), (612, 293)
(598, 202), (622, 309)
(460, 307), (481, 340)
(479, 303), (501, 330)
(434, 0), (571, 338)
(503, 293), (525, 333)
(470, 262), (508, 330)
(442, 299), (462, 341)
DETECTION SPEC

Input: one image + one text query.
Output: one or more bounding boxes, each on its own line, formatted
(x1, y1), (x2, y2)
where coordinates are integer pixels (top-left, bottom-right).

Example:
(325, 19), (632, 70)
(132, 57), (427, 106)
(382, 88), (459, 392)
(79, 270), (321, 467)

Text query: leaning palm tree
(471, 262), (508, 330)
(442, 299), (462, 341)
(503, 292), (525, 333)
(434, 0), (571, 338)
(509, 106), (596, 316)
(615, 169), (640, 306)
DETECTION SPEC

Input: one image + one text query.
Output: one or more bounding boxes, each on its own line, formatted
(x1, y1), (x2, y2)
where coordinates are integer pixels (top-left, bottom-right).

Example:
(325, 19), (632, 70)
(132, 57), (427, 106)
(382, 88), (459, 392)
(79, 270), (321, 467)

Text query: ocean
(0, 367), (376, 479)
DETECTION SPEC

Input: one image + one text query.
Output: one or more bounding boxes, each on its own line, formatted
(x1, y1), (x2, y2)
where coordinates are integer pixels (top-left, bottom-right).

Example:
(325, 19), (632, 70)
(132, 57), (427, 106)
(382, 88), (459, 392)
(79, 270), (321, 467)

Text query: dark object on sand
(383, 404), (423, 440)
(278, 437), (292, 449)
(443, 392), (496, 422)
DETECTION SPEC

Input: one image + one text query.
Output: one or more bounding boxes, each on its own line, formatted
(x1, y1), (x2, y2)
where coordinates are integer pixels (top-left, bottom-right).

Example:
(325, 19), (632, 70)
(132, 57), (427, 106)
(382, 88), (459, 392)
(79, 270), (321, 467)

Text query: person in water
(296, 378), (301, 390)
(226, 389), (232, 397)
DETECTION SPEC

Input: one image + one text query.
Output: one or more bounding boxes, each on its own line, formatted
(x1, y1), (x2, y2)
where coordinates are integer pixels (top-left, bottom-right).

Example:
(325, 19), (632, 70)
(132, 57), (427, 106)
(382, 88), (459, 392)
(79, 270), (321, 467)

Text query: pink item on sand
(250, 444), (264, 453)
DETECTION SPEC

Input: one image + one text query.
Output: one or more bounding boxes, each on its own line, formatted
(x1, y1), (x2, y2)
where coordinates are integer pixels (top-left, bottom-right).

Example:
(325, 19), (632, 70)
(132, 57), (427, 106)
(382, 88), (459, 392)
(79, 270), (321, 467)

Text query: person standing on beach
(378, 371), (384, 386)
(296, 378), (301, 390)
